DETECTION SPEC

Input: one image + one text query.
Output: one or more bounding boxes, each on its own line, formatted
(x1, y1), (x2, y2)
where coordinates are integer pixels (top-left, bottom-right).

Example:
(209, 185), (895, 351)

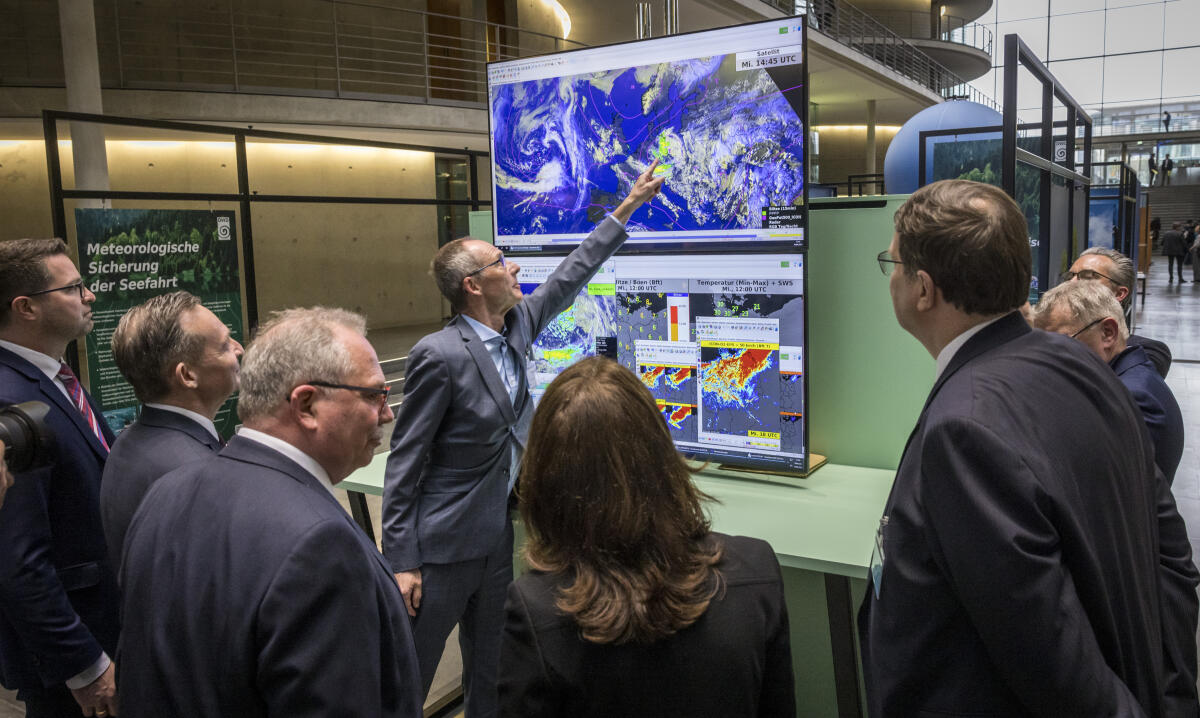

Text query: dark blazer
(859, 313), (1167, 717)
(1162, 230), (1188, 256)
(1112, 344), (1200, 717)
(497, 534), (795, 718)
(1112, 345), (1184, 483)
(100, 405), (221, 574)
(1129, 333), (1172, 378)
(0, 346), (119, 690)
(382, 216), (627, 572)
(117, 436), (422, 718)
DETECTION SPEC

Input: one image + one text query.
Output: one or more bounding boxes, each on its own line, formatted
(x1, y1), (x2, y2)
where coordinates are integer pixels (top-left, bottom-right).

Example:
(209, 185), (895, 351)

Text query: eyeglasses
(1059, 268), (1117, 285)
(1070, 317), (1105, 338)
(466, 254), (506, 277)
(877, 251), (903, 276)
(26, 281), (86, 300)
(303, 380), (390, 408)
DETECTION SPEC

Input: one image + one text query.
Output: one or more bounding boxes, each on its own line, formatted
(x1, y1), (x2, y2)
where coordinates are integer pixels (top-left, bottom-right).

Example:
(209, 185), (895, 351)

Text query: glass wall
(969, 0), (1200, 136)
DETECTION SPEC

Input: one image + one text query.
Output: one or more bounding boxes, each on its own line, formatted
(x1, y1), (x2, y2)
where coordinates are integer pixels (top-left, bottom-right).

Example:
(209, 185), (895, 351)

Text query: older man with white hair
(117, 307), (421, 718)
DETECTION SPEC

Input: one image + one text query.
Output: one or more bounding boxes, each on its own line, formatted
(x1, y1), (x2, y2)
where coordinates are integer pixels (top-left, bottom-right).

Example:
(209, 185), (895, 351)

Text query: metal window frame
(42, 108), (491, 330)
(1001, 33), (1093, 299)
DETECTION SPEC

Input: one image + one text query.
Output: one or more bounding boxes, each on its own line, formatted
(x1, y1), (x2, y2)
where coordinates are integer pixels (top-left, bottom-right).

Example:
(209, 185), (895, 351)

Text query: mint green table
(341, 455), (894, 717)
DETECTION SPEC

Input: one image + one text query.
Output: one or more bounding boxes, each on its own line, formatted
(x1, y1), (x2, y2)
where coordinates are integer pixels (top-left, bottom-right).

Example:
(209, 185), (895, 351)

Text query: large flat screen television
(517, 252), (807, 473)
(486, 17), (808, 254)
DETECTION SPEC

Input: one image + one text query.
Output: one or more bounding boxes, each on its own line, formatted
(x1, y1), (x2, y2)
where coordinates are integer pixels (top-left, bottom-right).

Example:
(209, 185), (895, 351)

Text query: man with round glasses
(1063, 246), (1171, 377)
(383, 160), (665, 717)
(0, 238), (119, 718)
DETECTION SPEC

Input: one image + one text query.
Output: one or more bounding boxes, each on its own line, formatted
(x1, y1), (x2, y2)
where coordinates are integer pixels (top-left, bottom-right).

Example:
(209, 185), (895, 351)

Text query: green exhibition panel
(344, 195), (934, 716)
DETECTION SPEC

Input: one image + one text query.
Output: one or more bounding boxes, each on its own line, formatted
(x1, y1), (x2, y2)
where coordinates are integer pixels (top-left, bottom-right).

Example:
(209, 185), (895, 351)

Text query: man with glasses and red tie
(383, 160), (664, 718)
(0, 238), (119, 718)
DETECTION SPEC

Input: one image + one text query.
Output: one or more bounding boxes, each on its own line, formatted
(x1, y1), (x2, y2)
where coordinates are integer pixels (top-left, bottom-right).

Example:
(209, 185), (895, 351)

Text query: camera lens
(0, 401), (55, 472)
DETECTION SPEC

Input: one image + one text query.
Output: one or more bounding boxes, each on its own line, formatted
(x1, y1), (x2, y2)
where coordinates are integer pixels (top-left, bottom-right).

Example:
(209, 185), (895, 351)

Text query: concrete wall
(812, 126), (897, 189)
(0, 138), (456, 330)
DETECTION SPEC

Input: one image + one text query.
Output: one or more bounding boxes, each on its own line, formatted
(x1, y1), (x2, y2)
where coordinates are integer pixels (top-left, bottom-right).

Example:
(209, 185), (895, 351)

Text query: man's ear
(8, 296), (37, 323)
(1099, 316), (1122, 346)
(1114, 285), (1130, 304)
(915, 270), (938, 312)
(174, 361), (199, 391)
(288, 385), (321, 431)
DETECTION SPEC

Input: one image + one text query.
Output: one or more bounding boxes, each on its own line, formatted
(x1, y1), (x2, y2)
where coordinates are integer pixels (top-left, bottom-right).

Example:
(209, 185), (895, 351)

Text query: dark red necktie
(57, 363), (109, 452)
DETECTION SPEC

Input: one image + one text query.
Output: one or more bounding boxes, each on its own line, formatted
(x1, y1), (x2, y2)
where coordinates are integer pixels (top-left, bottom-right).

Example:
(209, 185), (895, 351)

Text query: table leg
(348, 490), (376, 543)
(824, 574), (864, 718)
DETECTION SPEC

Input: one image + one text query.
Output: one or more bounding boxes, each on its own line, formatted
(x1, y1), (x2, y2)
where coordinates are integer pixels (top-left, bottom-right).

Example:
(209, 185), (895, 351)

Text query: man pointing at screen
(383, 160), (664, 717)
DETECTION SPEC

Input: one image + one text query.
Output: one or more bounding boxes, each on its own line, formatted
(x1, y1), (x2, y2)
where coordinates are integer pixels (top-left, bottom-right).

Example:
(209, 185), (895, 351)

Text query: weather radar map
(489, 47), (805, 244)
(700, 348), (779, 436)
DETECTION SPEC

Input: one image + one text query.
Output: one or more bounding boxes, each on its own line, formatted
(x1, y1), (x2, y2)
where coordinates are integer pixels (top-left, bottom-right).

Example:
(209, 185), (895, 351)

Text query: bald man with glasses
(383, 161), (665, 718)
(1063, 247), (1172, 377)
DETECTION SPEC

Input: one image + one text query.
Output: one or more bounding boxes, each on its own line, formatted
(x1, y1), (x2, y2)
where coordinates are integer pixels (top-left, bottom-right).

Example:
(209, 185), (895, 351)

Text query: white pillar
(58, 0), (109, 201)
(865, 99), (877, 176)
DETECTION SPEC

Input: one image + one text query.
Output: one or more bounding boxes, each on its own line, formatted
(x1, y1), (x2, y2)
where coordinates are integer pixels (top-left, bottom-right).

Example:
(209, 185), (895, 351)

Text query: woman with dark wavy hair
(498, 357), (795, 717)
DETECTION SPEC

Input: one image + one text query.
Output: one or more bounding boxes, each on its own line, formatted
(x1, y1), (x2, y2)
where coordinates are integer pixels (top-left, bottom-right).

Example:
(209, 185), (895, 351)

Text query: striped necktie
(57, 363), (109, 452)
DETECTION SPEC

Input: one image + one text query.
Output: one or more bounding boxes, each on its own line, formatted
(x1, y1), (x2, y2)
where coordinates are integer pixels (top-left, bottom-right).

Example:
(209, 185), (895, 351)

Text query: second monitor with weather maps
(487, 18), (808, 253)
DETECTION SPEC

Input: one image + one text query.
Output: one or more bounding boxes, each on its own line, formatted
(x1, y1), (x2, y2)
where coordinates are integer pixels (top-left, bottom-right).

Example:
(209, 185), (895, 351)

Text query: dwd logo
(216, 216), (232, 241)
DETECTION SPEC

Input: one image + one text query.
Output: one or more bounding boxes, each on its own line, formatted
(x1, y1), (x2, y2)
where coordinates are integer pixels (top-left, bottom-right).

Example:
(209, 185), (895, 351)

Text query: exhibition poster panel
(76, 208), (244, 438)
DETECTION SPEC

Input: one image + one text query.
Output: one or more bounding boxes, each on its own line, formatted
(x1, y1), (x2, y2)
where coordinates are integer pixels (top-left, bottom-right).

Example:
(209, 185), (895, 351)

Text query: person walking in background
(1162, 222), (1189, 282)
(498, 357), (795, 718)
(1164, 110), (1172, 132)
(1163, 154), (1175, 186)
(1150, 154), (1159, 187)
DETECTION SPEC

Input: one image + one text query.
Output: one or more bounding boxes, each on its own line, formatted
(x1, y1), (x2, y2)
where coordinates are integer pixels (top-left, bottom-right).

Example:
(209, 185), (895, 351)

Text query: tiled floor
(1140, 262), (1200, 564)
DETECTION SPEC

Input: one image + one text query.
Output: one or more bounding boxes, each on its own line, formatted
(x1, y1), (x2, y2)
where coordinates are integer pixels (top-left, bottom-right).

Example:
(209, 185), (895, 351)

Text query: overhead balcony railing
(1, 0), (992, 111)
(0, 0), (584, 105)
(801, 0), (996, 108)
(865, 10), (992, 56)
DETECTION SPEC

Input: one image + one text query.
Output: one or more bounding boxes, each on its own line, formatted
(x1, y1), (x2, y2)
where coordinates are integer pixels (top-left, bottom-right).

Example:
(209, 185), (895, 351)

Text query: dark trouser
(411, 521), (514, 718)
(16, 684), (82, 718)
(1169, 254), (1186, 281)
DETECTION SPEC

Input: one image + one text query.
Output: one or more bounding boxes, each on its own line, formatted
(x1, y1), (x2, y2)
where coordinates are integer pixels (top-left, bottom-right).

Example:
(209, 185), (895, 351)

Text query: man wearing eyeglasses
(100, 291), (243, 576)
(383, 161), (665, 717)
(117, 307), (421, 717)
(0, 238), (119, 718)
(1063, 246), (1171, 377)
(863, 180), (1170, 717)
(1032, 279), (1197, 716)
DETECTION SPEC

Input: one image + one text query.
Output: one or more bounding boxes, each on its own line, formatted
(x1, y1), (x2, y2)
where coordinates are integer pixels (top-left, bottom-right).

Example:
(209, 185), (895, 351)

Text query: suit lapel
(0, 347), (109, 459)
(452, 316), (518, 424)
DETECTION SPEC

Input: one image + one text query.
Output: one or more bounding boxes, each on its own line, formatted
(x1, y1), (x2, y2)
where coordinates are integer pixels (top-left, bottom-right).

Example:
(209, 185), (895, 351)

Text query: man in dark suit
(101, 290), (243, 571)
(862, 180), (1169, 716)
(0, 238), (119, 718)
(383, 161), (664, 716)
(1065, 246), (1172, 377)
(1164, 221), (1188, 281)
(1035, 279), (1198, 717)
(0, 441), (10, 508)
(118, 307), (421, 717)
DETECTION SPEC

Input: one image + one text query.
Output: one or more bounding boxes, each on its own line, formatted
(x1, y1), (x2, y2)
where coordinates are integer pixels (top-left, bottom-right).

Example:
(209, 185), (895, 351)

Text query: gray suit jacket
(382, 217), (627, 572)
(100, 406), (221, 575)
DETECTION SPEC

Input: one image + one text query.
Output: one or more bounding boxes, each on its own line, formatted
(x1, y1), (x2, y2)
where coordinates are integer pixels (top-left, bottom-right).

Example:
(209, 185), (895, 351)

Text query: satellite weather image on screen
(487, 19), (807, 252)
(520, 253), (807, 472)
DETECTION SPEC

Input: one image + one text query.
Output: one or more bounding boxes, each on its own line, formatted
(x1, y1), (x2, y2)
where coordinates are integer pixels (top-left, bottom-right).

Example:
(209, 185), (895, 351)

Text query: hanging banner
(75, 208), (244, 438)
